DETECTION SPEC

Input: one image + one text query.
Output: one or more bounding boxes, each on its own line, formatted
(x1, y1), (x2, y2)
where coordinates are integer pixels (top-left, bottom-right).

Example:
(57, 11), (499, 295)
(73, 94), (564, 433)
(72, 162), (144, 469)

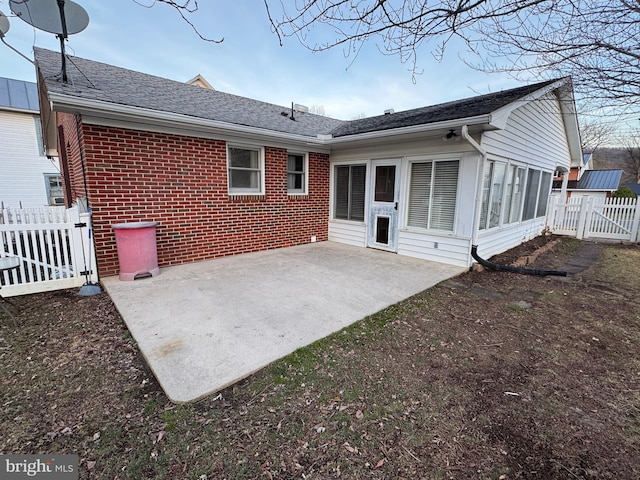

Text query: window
(504, 166), (526, 224)
(228, 146), (263, 194)
(334, 164), (366, 221)
(44, 174), (64, 205)
(479, 161), (507, 230)
(287, 153), (307, 194)
(522, 169), (541, 220)
(407, 160), (459, 231)
(536, 171), (552, 217)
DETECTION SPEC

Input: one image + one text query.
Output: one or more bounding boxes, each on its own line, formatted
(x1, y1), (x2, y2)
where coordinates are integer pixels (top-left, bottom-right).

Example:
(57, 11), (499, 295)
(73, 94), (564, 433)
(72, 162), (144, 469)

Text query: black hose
(471, 245), (567, 277)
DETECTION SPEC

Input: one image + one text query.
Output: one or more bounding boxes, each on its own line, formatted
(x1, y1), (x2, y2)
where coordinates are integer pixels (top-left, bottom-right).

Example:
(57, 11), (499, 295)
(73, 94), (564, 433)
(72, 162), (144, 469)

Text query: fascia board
(488, 78), (569, 130)
(48, 93), (493, 151)
(47, 93), (333, 153)
(328, 115), (492, 147)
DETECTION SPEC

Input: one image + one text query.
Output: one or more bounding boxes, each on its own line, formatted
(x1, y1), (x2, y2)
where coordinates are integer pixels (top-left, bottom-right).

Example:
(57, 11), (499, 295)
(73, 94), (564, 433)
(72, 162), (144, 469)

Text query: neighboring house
(552, 168), (623, 201)
(34, 48), (582, 277)
(622, 183), (640, 196)
(0, 77), (62, 208)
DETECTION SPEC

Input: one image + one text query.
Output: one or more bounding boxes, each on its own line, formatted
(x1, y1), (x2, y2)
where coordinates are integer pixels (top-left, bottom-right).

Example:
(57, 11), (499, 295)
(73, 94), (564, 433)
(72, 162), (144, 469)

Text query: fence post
(630, 198), (640, 243)
(546, 195), (558, 230)
(78, 210), (99, 283)
(575, 196), (591, 240)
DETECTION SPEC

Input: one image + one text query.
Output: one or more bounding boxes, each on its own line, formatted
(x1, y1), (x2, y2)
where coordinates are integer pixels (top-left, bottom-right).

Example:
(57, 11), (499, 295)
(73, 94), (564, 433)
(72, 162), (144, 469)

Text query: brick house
(34, 48), (582, 278)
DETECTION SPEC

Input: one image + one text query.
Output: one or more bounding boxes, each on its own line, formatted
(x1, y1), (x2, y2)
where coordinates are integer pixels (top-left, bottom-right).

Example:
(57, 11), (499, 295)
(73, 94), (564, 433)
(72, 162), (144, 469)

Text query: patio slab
(102, 242), (466, 403)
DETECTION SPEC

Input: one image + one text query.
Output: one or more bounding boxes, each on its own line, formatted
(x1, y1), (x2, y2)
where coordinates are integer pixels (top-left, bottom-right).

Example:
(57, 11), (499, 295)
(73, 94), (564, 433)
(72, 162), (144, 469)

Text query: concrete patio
(102, 242), (466, 403)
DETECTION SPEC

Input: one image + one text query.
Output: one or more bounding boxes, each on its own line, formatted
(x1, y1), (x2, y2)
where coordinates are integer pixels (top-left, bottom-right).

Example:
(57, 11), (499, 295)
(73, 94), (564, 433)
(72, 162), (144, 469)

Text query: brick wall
(58, 115), (330, 277)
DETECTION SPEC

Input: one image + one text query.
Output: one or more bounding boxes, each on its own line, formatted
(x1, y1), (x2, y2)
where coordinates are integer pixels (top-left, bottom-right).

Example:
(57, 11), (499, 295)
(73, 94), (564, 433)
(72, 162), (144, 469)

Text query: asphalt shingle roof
(0, 77), (39, 111)
(34, 48), (343, 138)
(329, 79), (558, 137)
(34, 47), (561, 139)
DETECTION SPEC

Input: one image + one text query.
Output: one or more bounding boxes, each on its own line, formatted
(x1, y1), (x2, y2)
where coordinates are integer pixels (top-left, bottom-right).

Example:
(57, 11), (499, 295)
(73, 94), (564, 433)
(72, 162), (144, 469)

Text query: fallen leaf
(376, 459), (385, 468)
(86, 461), (96, 470)
(355, 409), (364, 419)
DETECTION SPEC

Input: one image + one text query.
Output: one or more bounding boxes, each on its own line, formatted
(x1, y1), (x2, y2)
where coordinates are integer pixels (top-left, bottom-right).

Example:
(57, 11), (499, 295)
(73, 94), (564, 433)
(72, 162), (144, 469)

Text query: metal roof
(0, 77), (39, 112)
(576, 169), (623, 191)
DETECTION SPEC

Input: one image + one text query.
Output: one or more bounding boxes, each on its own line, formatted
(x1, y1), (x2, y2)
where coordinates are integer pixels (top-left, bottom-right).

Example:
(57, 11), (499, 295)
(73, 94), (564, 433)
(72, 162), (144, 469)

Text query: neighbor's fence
(547, 196), (640, 242)
(0, 206), (97, 297)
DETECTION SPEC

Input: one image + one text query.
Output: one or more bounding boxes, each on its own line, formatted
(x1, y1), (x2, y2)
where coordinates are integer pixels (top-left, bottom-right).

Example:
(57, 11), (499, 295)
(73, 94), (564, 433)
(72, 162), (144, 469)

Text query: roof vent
(384, 109), (394, 115)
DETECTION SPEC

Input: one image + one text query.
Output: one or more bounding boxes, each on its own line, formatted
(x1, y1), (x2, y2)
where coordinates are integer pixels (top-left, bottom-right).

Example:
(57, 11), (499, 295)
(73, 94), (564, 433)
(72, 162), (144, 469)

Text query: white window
(44, 174), (64, 205)
(536, 171), (553, 217)
(334, 164), (366, 221)
(287, 153), (307, 194)
(407, 160), (459, 231)
(504, 166), (527, 224)
(479, 160), (507, 230)
(522, 169), (541, 220)
(228, 146), (264, 194)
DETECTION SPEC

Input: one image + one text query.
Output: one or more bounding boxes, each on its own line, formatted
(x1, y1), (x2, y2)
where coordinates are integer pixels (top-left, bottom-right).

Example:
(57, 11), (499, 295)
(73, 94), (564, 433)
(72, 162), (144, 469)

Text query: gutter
(47, 92), (328, 151)
(46, 90), (493, 151)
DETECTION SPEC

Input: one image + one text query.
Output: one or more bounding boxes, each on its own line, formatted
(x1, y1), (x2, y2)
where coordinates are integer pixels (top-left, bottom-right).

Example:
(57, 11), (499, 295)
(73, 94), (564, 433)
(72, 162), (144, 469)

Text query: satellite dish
(10, 0), (89, 35)
(0, 11), (10, 36)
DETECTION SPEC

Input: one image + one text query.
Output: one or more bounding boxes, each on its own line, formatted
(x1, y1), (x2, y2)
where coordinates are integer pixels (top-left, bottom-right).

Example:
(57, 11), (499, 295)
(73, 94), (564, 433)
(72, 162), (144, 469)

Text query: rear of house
(34, 48), (582, 277)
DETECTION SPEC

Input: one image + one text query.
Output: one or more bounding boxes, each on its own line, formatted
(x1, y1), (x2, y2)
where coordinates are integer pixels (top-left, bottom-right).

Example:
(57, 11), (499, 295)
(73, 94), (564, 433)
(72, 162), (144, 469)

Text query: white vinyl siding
(408, 160), (459, 231)
(0, 111), (60, 208)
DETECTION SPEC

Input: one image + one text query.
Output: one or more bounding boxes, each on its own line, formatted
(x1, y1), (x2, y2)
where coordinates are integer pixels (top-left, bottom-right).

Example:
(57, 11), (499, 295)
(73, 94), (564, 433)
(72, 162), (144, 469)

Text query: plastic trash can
(112, 221), (160, 281)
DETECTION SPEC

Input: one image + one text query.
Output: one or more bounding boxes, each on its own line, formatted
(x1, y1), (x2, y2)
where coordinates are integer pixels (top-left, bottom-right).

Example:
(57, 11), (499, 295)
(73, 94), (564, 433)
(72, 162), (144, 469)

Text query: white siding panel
(0, 111), (60, 208)
(476, 219), (546, 259)
(329, 221), (367, 247)
(398, 230), (471, 267)
(482, 93), (571, 172)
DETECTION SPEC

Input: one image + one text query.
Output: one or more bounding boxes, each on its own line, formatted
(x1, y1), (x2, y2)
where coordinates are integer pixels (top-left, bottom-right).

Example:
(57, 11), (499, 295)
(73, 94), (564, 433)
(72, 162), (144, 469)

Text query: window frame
(287, 152), (308, 195)
(406, 157), (460, 233)
(333, 163), (367, 222)
(227, 144), (265, 195)
(44, 173), (64, 206)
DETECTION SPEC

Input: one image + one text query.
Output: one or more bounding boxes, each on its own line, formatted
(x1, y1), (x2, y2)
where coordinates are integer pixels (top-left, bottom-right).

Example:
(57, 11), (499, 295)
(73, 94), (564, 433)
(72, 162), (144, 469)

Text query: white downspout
(461, 125), (487, 262)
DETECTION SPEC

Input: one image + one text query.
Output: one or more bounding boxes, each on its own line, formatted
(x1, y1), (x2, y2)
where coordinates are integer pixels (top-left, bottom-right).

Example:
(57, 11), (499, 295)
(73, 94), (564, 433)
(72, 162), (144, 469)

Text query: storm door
(367, 159), (401, 252)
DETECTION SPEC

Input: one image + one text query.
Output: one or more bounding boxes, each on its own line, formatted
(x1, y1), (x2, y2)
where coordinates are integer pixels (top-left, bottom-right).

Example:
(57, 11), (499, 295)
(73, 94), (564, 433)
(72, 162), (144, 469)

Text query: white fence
(0, 206), (98, 297)
(547, 196), (640, 242)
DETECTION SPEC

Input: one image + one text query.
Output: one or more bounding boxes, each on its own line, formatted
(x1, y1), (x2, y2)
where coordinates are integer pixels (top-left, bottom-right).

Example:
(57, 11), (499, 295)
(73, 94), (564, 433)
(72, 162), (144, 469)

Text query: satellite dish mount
(9, 0), (90, 82)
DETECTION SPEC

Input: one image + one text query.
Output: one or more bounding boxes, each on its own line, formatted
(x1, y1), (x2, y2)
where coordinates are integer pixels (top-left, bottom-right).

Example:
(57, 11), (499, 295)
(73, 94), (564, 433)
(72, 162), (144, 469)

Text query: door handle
(394, 202), (398, 211)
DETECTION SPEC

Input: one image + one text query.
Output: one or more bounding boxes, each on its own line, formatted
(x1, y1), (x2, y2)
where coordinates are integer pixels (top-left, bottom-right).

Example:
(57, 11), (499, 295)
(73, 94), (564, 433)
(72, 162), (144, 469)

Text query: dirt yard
(1, 236), (639, 479)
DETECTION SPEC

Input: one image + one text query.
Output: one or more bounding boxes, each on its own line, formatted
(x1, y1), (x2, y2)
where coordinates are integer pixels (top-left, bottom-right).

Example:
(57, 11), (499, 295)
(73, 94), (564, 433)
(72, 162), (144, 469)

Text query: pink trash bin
(112, 222), (160, 281)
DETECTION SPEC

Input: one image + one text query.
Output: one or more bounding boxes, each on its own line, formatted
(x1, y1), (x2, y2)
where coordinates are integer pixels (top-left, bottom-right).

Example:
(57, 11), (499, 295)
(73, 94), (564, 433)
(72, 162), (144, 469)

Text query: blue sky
(0, 0), (526, 120)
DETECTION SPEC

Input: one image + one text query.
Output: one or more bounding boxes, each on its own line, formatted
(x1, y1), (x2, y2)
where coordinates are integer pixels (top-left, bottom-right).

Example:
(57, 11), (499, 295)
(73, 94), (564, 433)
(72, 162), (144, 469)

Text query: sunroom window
(407, 160), (459, 231)
(334, 164), (366, 221)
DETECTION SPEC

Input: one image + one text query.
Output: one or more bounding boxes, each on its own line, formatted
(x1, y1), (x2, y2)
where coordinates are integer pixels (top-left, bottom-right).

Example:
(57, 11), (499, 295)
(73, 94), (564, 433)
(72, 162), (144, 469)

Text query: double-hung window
(287, 153), (307, 194)
(228, 146), (264, 194)
(407, 159), (459, 231)
(334, 164), (366, 221)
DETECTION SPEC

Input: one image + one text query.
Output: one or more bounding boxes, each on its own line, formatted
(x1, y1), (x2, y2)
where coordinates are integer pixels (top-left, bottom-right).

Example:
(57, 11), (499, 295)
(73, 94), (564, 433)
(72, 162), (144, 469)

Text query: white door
(367, 159), (401, 252)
